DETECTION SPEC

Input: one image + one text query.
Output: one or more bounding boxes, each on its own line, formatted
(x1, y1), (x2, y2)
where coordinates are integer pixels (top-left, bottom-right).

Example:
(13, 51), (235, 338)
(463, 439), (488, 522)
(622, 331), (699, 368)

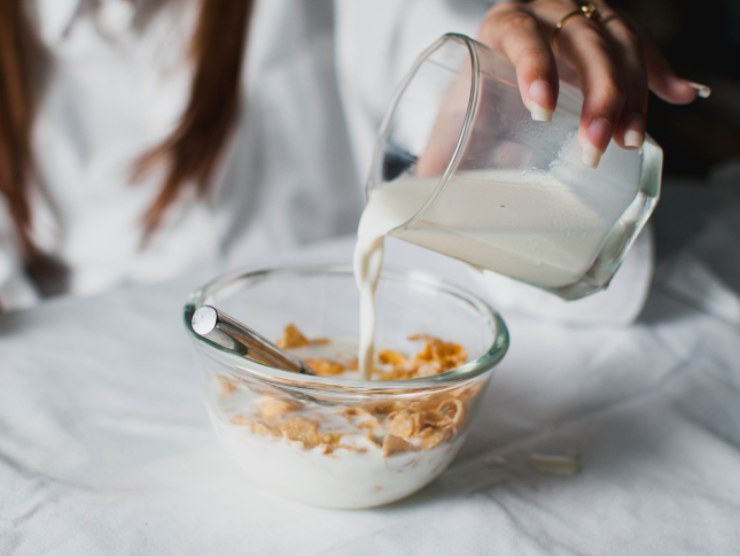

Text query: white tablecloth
(2, 179), (740, 555)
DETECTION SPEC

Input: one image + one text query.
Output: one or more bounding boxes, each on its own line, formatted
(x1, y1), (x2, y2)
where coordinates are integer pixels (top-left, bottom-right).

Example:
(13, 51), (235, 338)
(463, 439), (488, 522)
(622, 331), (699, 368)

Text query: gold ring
(553, 1), (602, 45)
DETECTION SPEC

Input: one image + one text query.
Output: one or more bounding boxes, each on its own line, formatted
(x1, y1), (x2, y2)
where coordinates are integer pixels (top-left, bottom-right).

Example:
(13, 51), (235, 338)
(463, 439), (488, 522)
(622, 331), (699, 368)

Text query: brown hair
(0, 0), (37, 257)
(0, 0), (253, 256)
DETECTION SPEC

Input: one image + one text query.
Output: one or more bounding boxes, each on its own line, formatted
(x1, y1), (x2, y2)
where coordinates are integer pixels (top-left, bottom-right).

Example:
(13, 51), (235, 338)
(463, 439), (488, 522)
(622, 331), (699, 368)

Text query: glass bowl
(183, 265), (509, 509)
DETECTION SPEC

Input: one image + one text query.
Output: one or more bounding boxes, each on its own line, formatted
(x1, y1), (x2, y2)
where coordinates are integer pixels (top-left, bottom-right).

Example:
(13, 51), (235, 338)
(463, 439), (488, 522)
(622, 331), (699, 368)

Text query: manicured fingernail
(581, 117), (610, 168)
(688, 81), (711, 98)
(624, 114), (644, 149)
(581, 142), (603, 168)
(527, 80), (554, 122)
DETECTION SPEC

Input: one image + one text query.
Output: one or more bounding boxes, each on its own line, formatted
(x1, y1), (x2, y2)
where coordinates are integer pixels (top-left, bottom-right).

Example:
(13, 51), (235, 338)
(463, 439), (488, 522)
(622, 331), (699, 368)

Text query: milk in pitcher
(353, 168), (622, 377)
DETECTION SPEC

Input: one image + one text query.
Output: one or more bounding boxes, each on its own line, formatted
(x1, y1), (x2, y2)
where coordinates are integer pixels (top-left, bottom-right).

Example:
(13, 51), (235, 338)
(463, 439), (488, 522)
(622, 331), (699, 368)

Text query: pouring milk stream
(352, 34), (662, 379)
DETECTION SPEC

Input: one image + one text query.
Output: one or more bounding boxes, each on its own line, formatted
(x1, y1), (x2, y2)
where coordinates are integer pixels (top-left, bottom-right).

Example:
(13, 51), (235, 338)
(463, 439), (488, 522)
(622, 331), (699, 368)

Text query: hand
(477, 0), (709, 167)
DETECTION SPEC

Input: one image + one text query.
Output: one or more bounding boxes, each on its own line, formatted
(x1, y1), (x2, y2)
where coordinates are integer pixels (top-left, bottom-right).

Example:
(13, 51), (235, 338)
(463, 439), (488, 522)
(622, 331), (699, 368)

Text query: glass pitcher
(365, 33), (662, 300)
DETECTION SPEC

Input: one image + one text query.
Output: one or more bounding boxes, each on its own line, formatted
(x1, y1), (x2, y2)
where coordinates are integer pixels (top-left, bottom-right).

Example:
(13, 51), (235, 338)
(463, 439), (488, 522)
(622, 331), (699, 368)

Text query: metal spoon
(191, 304), (314, 375)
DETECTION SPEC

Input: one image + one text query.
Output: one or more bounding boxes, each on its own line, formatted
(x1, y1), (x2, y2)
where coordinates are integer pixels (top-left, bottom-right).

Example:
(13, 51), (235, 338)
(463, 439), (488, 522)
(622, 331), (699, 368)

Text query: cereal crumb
(305, 358), (346, 376)
(258, 396), (302, 422)
(275, 324), (311, 349)
(365, 431), (383, 448)
(217, 375), (238, 396)
(378, 350), (407, 367)
(277, 417), (321, 449)
(275, 324), (331, 349)
(231, 414), (273, 437)
(382, 434), (417, 456)
(408, 334), (467, 374)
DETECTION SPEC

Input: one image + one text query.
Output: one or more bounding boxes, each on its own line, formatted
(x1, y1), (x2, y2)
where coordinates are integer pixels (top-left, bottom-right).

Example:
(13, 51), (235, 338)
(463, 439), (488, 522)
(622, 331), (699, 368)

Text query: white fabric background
(2, 176), (740, 555)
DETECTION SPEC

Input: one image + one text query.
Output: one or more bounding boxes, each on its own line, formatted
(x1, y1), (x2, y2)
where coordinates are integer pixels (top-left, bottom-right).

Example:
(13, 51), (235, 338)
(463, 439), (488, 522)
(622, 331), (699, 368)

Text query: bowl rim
(183, 264), (509, 393)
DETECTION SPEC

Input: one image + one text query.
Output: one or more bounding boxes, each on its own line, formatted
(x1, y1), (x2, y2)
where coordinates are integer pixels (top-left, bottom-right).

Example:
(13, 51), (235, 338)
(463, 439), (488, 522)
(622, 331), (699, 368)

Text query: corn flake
(378, 350), (407, 367)
(277, 417), (321, 448)
(382, 434), (417, 456)
(231, 414), (273, 437)
(257, 396), (302, 422)
(305, 358), (346, 376)
(275, 324), (311, 349)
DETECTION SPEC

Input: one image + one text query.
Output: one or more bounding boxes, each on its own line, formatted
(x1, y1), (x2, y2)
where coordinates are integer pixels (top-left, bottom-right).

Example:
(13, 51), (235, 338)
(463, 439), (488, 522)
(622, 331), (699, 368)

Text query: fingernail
(624, 114), (644, 149)
(581, 117), (610, 168)
(581, 142), (603, 168)
(687, 81), (711, 99)
(527, 80), (554, 122)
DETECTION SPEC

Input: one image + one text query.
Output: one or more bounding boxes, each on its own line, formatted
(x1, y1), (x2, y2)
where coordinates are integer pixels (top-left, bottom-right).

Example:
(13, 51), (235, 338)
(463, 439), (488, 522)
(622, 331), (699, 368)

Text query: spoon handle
(191, 304), (314, 375)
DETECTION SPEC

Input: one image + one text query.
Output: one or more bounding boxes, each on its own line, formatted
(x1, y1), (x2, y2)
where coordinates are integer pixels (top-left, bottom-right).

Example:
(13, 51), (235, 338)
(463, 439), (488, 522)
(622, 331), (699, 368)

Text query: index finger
(477, 4), (559, 122)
